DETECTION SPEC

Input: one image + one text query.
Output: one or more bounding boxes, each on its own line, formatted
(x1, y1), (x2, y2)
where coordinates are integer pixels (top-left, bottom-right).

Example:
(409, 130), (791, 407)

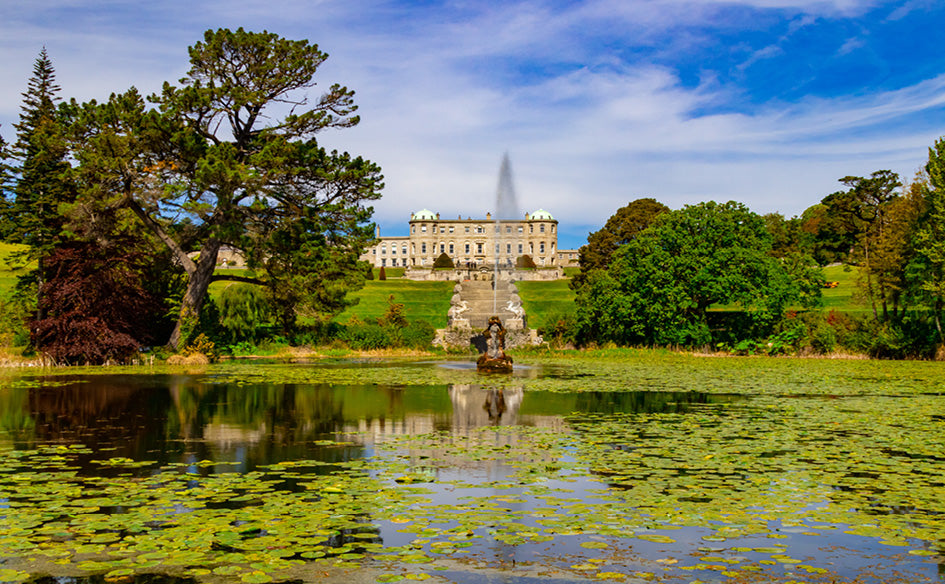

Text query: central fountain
(476, 154), (519, 373)
(476, 315), (514, 373)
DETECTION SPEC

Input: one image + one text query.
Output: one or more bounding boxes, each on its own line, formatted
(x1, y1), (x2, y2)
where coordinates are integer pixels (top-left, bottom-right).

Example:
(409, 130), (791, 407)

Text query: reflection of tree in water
(573, 390), (742, 415)
(0, 387), (35, 446)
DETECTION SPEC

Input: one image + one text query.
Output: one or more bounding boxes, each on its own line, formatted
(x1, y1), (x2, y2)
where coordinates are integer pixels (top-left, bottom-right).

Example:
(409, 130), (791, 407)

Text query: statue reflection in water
(448, 384), (523, 429)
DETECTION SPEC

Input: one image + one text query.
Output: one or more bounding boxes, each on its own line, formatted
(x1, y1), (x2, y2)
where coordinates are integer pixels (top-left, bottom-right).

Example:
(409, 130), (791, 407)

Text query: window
(449, 226), (454, 233)
(402, 244), (407, 254)
(477, 225), (484, 234)
(392, 258), (397, 266)
(421, 243), (427, 253)
(540, 224), (545, 233)
(506, 243), (511, 253)
(440, 244), (445, 253)
(440, 226), (445, 233)
(449, 243), (454, 254)
(518, 226), (523, 233)
(476, 243), (483, 254)
(495, 243), (500, 253)
(465, 243), (470, 253)
(529, 225), (534, 233)
(381, 244), (386, 255)
(465, 226), (470, 233)
(381, 259), (386, 266)
(421, 225), (427, 233)
(411, 225), (416, 234)
(551, 225), (555, 233)
(495, 225), (499, 233)
(391, 245), (396, 255)
(506, 226), (511, 233)
(518, 243), (523, 254)
(540, 242), (545, 253)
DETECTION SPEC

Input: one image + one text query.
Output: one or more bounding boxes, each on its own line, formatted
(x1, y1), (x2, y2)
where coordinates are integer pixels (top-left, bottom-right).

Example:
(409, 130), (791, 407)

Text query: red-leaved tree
(32, 241), (163, 364)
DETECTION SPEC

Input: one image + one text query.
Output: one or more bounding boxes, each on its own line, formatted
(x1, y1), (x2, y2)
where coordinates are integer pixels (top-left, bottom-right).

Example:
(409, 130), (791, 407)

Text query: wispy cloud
(1, 0), (942, 248)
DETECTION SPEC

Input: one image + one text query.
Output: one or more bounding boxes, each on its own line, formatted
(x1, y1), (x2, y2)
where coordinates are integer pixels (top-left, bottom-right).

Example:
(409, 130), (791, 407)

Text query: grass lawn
(336, 280), (454, 328)
(820, 264), (864, 311)
(515, 279), (577, 329)
(0, 242), (30, 300)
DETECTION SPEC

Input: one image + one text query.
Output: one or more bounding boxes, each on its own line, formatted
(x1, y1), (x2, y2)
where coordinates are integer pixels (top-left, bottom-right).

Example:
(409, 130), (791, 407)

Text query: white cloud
(1, 0), (941, 251)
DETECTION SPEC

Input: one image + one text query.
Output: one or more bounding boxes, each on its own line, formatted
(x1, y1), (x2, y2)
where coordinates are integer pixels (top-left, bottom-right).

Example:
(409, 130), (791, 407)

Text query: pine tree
(913, 138), (945, 343)
(4, 48), (76, 327)
(6, 48), (74, 274)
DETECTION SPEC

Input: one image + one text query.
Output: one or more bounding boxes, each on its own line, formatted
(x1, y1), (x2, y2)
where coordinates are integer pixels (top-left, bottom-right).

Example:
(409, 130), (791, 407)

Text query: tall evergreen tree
(912, 138), (945, 343)
(5, 48), (75, 288)
(2, 49), (76, 334)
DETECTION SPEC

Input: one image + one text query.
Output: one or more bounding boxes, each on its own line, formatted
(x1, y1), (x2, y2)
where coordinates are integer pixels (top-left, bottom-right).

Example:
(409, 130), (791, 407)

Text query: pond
(0, 354), (943, 584)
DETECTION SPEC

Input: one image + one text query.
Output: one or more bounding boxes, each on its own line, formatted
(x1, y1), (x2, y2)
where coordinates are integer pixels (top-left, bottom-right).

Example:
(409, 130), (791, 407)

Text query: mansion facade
(361, 209), (565, 269)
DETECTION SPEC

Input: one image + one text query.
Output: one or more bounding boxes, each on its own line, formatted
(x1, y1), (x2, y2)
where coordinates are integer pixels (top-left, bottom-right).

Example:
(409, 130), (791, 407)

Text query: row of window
(376, 241), (554, 255)
(413, 223), (554, 235)
(379, 256), (552, 267)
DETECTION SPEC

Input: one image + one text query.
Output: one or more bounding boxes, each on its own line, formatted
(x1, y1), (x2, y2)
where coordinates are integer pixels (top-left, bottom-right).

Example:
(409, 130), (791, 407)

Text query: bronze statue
(477, 315), (513, 373)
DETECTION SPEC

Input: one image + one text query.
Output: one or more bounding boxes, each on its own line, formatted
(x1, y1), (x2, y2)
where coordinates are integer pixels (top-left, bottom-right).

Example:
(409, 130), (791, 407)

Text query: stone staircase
(458, 280), (514, 330)
(439, 278), (540, 348)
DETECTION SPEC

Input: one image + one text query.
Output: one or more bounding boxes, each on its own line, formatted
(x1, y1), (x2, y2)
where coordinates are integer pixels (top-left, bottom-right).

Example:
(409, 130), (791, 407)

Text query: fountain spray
(494, 153), (519, 314)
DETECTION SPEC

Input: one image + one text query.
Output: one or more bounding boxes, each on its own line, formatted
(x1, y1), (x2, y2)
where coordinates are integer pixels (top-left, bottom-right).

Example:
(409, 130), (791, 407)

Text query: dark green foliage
(365, 262), (374, 280)
(5, 49), (74, 255)
(575, 201), (816, 347)
(341, 321), (392, 350)
(572, 198), (668, 289)
(399, 320), (436, 348)
(65, 28), (382, 349)
(4, 49), (76, 313)
(516, 254), (537, 269)
(217, 283), (270, 343)
(536, 310), (579, 347)
(434, 252), (454, 268)
(911, 138), (945, 344)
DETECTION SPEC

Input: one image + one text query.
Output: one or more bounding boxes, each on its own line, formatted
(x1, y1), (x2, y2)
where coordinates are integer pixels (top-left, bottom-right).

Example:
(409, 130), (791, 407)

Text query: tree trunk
(167, 239), (221, 350)
(936, 297), (945, 346)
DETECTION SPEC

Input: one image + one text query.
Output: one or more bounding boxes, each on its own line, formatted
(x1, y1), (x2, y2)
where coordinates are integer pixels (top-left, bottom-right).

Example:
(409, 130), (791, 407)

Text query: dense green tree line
(571, 144), (945, 357)
(0, 30), (382, 363)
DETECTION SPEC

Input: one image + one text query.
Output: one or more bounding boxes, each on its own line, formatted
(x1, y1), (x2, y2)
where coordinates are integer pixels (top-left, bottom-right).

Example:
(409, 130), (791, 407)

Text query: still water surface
(0, 359), (942, 584)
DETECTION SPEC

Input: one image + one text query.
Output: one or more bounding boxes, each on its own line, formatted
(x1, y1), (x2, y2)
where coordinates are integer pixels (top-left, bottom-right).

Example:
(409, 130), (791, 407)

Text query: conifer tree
(913, 138), (945, 343)
(4, 48), (76, 322)
(83, 28), (382, 348)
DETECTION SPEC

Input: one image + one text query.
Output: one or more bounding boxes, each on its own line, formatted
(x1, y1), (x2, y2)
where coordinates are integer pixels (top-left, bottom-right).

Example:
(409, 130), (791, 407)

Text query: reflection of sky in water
(0, 365), (941, 583)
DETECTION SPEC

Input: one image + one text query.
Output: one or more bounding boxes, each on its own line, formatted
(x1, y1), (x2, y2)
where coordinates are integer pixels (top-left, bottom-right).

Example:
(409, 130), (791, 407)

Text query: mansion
(361, 209), (575, 269)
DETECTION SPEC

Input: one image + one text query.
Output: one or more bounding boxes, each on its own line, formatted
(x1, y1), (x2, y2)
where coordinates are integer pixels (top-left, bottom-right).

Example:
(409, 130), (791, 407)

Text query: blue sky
(2, 0), (944, 250)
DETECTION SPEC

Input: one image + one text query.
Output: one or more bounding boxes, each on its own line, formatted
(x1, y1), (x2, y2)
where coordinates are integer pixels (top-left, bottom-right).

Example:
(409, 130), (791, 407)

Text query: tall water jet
(494, 153), (520, 313)
(495, 152), (519, 221)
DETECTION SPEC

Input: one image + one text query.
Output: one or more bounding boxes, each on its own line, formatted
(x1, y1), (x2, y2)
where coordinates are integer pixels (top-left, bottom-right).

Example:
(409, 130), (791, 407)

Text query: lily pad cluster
(1, 354), (944, 584)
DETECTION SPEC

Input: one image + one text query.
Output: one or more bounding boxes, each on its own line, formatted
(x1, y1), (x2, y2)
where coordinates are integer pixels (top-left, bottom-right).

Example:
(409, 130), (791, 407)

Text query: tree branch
(125, 197), (197, 274)
(212, 273), (265, 286)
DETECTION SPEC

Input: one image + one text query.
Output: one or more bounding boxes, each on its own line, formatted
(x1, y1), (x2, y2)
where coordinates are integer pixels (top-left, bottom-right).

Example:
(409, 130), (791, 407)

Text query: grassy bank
(335, 280), (453, 328)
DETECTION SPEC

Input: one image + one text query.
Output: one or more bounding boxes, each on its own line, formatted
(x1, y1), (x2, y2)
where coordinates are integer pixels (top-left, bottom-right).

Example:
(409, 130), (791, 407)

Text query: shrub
(378, 266), (387, 281)
(434, 253), (454, 268)
(400, 320), (436, 348)
(537, 310), (578, 346)
(377, 295), (408, 329)
(341, 322), (391, 350)
(516, 255), (537, 269)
